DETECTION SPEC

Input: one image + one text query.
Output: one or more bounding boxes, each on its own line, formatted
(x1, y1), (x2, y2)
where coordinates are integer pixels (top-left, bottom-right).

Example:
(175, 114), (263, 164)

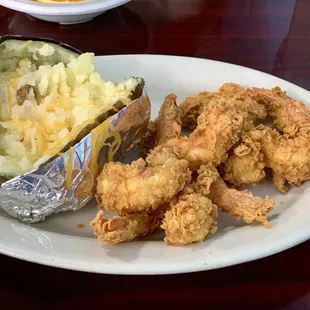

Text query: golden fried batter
(249, 87), (310, 192)
(162, 164), (219, 245)
(138, 93), (181, 154)
(91, 83), (310, 247)
(155, 93), (181, 145)
(162, 195), (217, 245)
(147, 105), (249, 170)
(91, 205), (168, 244)
(272, 171), (288, 194)
(246, 124), (310, 191)
(222, 140), (266, 187)
(251, 86), (310, 135)
(179, 83), (266, 129)
(96, 157), (191, 215)
(178, 91), (215, 129)
(208, 177), (274, 227)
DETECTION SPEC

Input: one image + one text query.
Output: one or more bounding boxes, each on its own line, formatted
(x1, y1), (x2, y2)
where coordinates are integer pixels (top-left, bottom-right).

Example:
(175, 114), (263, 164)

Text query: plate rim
(1, 223), (309, 275)
(1, 53), (310, 275)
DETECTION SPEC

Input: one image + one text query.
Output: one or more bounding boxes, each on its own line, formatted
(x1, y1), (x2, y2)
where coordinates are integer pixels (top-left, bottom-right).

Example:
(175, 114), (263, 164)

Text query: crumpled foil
(0, 92), (151, 223)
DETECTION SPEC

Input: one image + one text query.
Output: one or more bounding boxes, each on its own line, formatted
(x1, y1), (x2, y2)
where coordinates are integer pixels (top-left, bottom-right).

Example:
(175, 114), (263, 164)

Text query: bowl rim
(0, 0), (131, 15)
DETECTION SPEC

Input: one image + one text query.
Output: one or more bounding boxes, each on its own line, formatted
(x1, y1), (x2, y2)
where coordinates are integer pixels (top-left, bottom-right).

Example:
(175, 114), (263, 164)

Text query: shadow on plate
(33, 203), (97, 238)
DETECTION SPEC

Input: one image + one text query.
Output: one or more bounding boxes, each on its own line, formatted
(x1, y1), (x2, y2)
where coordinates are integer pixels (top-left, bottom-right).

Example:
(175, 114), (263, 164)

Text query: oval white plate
(0, 0), (131, 24)
(1, 55), (310, 275)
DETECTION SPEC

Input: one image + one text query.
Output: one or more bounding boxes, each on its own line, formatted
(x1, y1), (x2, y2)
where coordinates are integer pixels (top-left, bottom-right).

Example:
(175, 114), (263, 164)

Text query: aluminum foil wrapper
(0, 93), (151, 223)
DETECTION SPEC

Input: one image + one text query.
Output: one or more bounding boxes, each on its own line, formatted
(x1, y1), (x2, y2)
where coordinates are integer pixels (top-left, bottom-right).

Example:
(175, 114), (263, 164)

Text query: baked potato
(0, 35), (146, 178)
(0, 36), (150, 222)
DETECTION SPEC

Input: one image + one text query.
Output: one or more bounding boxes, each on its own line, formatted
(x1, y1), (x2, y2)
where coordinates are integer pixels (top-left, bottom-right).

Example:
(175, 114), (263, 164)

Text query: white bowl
(0, 0), (131, 25)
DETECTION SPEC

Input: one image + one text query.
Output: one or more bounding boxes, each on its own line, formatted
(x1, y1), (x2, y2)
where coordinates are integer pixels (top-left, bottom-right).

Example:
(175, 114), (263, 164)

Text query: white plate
(0, 0), (131, 24)
(1, 55), (310, 275)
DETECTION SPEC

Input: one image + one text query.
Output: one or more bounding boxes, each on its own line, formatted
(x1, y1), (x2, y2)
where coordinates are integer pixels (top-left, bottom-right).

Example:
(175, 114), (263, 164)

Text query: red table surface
(1, 0), (310, 309)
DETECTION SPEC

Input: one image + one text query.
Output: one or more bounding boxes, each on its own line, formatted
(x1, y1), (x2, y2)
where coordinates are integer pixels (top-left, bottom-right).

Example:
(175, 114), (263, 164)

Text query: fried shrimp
(138, 93), (181, 154)
(162, 164), (219, 245)
(96, 157), (191, 215)
(155, 93), (182, 145)
(251, 86), (310, 136)
(147, 105), (249, 170)
(91, 205), (168, 244)
(222, 139), (266, 187)
(179, 83), (266, 129)
(208, 177), (274, 227)
(246, 124), (310, 192)
(90, 82), (309, 247)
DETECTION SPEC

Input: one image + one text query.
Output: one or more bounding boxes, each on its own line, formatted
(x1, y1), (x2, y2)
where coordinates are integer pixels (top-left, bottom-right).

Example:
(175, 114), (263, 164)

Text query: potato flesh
(0, 49), (139, 178)
(0, 39), (79, 73)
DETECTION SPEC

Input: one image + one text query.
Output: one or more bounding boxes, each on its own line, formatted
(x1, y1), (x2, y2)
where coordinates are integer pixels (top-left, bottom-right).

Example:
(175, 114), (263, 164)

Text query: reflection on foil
(0, 93), (151, 224)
